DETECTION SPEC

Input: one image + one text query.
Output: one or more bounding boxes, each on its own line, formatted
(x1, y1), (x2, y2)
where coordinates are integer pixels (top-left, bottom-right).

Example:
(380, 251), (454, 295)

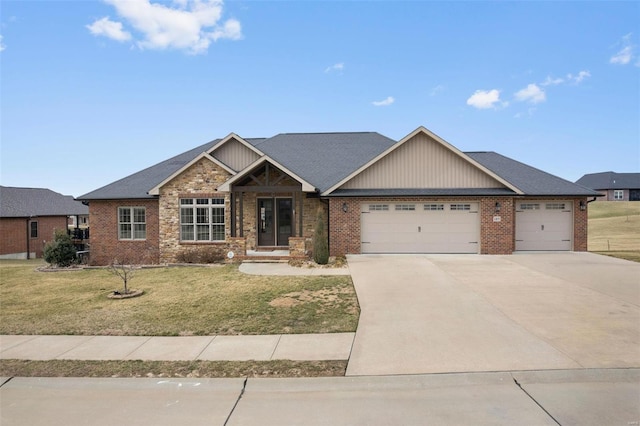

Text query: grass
(0, 359), (347, 378)
(0, 260), (359, 336)
(588, 201), (640, 254)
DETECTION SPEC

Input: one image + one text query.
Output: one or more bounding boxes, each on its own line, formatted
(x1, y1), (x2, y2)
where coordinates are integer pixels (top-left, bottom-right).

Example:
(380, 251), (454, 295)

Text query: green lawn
(0, 260), (359, 336)
(588, 201), (640, 254)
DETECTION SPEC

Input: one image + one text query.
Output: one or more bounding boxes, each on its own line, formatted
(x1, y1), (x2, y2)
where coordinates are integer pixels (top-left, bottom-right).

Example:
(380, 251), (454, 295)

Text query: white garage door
(361, 202), (479, 254)
(515, 201), (573, 251)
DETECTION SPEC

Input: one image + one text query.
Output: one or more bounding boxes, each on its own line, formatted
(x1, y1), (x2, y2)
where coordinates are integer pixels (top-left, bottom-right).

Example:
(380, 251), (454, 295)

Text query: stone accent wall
(158, 158), (232, 263)
(288, 236), (306, 258)
(88, 199), (160, 266)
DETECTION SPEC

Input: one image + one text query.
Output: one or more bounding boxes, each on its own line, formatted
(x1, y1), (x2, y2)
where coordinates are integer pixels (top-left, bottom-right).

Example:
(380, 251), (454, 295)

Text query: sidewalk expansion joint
(223, 376), (248, 426)
(511, 374), (561, 425)
(0, 377), (14, 388)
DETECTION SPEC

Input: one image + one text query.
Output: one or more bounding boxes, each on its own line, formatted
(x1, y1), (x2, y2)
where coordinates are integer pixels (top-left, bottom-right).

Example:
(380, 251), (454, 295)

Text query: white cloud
(514, 83), (546, 104)
(372, 96), (395, 107)
(610, 33), (635, 65)
(466, 89), (504, 109)
(567, 70), (591, 84)
(87, 0), (242, 54)
(0, 35), (5, 52)
(541, 76), (564, 86)
(86, 16), (132, 42)
(430, 84), (445, 96)
(324, 63), (344, 73)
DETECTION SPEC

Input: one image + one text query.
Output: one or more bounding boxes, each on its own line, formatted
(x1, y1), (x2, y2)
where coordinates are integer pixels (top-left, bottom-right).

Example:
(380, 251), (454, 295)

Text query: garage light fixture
(342, 202), (348, 213)
(494, 202), (501, 213)
(579, 200), (586, 211)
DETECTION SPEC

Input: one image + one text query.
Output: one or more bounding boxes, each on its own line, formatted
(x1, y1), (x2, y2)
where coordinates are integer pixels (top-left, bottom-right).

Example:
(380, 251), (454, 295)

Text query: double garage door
(360, 200), (574, 254)
(361, 202), (480, 254)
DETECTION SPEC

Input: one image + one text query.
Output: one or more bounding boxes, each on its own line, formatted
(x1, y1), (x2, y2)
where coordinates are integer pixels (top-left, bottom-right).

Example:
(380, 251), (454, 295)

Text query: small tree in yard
(108, 259), (140, 295)
(313, 208), (329, 265)
(43, 230), (77, 267)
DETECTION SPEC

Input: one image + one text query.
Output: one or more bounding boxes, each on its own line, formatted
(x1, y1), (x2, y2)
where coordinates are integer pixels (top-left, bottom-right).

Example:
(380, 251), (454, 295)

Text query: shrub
(176, 247), (226, 264)
(313, 209), (329, 265)
(43, 230), (77, 267)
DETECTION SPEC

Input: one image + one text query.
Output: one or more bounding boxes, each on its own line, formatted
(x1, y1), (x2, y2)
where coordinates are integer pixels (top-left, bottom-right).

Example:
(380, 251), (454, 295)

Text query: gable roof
(467, 152), (601, 196)
(253, 132), (397, 193)
(323, 126), (522, 196)
(78, 127), (600, 200)
(575, 172), (640, 190)
(0, 186), (88, 218)
(77, 139), (222, 200)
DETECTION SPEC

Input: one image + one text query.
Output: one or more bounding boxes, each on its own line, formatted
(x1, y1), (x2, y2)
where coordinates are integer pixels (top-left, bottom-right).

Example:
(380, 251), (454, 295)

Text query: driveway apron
(345, 253), (640, 376)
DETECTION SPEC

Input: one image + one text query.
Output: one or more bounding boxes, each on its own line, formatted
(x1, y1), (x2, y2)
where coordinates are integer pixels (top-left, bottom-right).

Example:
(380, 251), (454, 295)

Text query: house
(77, 126), (600, 265)
(0, 186), (89, 259)
(575, 172), (640, 201)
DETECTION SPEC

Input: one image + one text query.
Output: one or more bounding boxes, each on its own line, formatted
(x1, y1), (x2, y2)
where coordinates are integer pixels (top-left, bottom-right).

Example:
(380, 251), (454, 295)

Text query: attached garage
(361, 202), (480, 254)
(515, 201), (573, 251)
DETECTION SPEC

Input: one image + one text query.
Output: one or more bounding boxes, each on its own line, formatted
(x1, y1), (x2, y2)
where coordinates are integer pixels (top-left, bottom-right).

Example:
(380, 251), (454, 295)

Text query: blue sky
(1, 1), (638, 198)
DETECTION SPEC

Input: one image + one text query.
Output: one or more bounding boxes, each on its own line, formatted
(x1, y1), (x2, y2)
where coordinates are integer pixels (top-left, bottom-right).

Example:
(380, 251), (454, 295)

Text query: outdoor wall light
(494, 202), (501, 213)
(342, 202), (348, 213)
(579, 200), (586, 211)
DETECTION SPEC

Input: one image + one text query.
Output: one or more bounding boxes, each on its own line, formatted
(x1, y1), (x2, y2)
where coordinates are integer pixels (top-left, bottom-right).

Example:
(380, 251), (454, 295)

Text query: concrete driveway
(346, 252), (640, 376)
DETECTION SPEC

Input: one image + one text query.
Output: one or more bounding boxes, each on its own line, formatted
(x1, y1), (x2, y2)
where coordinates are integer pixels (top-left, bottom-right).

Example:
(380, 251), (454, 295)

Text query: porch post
(230, 191), (236, 237)
(239, 191), (244, 237)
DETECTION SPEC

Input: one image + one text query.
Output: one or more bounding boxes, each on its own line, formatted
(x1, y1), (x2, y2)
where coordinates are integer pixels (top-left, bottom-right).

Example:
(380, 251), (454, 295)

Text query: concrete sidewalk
(0, 333), (355, 362)
(2, 369), (638, 425)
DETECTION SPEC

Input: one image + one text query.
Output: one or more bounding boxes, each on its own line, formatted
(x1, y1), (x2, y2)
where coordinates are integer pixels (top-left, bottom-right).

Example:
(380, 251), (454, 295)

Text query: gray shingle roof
(77, 139), (222, 200)
(0, 186), (88, 218)
(575, 172), (640, 190)
(77, 132), (601, 201)
(253, 132), (397, 193)
(467, 152), (601, 196)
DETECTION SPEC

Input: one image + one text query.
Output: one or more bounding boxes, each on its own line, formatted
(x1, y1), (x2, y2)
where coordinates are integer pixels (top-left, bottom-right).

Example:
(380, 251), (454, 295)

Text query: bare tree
(108, 259), (140, 295)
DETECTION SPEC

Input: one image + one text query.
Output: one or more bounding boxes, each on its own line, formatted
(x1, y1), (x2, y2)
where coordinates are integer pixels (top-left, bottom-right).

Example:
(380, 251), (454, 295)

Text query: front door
(258, 198), (293, 247)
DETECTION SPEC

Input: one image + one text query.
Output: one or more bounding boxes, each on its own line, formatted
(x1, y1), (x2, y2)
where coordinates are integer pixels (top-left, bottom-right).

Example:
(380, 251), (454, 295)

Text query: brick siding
(0, 216), (68, 259)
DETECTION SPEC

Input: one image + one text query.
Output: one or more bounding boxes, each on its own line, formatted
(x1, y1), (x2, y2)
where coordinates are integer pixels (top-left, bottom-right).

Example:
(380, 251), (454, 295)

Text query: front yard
(0, 260), (359, 336)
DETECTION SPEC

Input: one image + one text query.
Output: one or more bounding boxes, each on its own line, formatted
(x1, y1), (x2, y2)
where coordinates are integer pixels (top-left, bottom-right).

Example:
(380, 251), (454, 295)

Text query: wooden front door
(258, 198), (293, 247)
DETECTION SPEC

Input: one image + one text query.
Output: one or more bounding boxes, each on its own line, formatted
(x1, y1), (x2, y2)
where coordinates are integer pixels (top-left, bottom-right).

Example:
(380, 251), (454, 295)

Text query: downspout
(587, 197), (597, 204)
(25, 217), (30, 260)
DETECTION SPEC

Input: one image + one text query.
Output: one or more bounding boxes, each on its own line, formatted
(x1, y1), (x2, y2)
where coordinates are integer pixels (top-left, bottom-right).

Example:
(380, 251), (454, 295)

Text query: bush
(176, 247), (226, 264)
(43, 230), (77, 267)
(313, 209), (329, 265)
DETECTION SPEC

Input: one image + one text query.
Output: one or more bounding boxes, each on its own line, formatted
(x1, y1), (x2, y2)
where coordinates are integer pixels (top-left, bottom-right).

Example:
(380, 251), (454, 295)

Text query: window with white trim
(395, 204), (416, 211)
(180, 198), (225, 241)
(118, 207), (146, 240)
(424, 204), (444, 211)
(450, 204), (471, 211)
(369, 204), (389, 211)
(614, 190), (623, 201)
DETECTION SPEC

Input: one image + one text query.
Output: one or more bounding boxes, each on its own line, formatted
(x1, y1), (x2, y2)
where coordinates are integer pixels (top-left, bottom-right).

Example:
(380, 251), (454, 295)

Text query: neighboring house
(575, 172), (640, 201)
(77, 126), (601, 266)
(0, 186), (89, 259)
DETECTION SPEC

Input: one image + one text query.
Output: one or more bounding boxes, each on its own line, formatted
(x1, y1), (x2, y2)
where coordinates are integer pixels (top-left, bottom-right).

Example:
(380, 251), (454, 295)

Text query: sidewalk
(0, 333), (355, 362)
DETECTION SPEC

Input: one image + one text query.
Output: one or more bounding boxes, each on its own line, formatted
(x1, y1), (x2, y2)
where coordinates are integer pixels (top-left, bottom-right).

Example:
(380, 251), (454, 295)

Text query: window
(30, 221), (38, 238)
(118, 207), (146, 240)
(520, 203), (540, 210)
(614, 190), (624, 201)
(424, 204), (444, 211)
(450, 204), (471, 211)
(368, 204), (389, 211)
(180, 198), (225, 241)
(395, 204), (416, 211)
(546, 203), (566, 210)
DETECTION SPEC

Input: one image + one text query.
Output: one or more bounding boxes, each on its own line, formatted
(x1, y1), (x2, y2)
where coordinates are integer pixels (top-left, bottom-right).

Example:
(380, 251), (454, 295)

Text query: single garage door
(515, 201), (573, 251)
(361, 202), (479, 253)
